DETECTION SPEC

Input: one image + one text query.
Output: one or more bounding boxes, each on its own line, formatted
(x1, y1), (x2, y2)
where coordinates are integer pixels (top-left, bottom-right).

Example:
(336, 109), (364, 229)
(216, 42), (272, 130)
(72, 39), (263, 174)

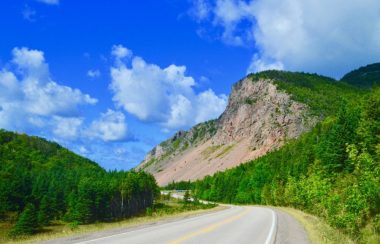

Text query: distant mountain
(341, 63), (380, 88)
(137, 70), (362, 185)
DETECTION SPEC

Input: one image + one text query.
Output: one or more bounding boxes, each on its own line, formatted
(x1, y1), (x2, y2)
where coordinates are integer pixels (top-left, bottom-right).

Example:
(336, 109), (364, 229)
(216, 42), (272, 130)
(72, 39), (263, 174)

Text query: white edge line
(264, 209), (276, 244)
(75, 205), (237, 244)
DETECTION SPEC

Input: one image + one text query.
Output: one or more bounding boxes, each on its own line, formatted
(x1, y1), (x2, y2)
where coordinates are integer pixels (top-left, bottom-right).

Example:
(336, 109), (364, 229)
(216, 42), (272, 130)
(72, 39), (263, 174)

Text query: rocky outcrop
(137, 78), (318, 185)
(213, 79), (314, 151)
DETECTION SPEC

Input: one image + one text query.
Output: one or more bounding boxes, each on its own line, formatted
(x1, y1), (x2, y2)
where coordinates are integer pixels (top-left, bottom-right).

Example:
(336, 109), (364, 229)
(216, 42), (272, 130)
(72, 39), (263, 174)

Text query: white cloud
(86, 109), (128, 142)
(192, 0), (380, 77)
(189, 0), (211, 21)
(79, 146), (89, 154)
(52, 116), (83, 139)
(87, 69), (101, 78)
(195, 89), (227, 123)
(111, 45), (132, 60)
(0, 47), (97, 135)
(23, 79), (97, 116)
(37, 0), (59, 5)
(12, 47), (48, 78)
(110, 45), (227, 130)
(247, 54), (284, 73)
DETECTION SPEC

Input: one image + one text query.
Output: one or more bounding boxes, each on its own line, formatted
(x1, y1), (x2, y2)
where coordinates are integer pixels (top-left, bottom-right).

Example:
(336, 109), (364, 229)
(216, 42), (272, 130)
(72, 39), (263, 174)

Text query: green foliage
(163, 180), (192, 190)
(67, 221), (79, 230)
(215, 144), (235, 158)
(191, 88), (380, 240)
(201, 145), (222, 158)
(37, 195), (53, 225)
(248, 70), (363, 116)
(151, 195), (216, 216)
(10, 204), (39, 236)
(0, 130), (159, 236)
(244, 97), (257, 105)
(145, 120), (218, 170)
(189, 120), (218, 144)
(341, 63), (380, 89)
(183, 191), (191, 204)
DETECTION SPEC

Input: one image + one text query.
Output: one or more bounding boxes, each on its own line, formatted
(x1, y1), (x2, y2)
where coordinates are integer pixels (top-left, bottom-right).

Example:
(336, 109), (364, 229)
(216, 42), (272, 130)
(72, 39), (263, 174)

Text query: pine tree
(10, 204), (39, 236)
(183, 190), (191, 204)
(38, 196), (52, 225)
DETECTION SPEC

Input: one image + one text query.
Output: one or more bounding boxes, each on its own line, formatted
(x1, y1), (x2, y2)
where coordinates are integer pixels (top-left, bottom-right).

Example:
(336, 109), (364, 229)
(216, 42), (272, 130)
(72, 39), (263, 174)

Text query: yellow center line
(168, 207), (250, 244)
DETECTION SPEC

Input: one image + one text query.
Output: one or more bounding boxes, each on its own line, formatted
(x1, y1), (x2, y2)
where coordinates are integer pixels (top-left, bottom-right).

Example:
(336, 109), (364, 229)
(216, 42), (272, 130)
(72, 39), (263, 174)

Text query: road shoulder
(277, 207), (355, 244)
(272, 208), (309, 244)
(39, 205), (227, 244)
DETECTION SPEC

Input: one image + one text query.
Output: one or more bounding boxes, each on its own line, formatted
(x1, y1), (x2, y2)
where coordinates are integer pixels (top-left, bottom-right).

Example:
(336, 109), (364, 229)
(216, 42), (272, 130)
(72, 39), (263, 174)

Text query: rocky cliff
(136, 74), (321, 185)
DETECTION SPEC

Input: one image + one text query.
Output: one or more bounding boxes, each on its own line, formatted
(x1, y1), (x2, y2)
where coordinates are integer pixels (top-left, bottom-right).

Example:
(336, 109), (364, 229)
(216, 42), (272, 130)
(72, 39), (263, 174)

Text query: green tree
(10, 204), (39, 236)
(37, 195), (53, 225)
(183, 190), (191, 204)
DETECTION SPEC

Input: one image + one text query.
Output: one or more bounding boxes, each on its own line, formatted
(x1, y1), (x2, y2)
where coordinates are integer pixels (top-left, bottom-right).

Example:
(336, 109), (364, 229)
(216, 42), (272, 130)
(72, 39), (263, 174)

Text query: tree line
(184, 88), (379, 240)
(0, 131), (159, 236)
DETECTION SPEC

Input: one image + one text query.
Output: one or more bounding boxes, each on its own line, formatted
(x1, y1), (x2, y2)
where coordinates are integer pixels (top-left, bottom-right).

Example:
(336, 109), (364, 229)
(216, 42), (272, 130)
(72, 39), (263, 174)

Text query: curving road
(46, 205), (309, 244)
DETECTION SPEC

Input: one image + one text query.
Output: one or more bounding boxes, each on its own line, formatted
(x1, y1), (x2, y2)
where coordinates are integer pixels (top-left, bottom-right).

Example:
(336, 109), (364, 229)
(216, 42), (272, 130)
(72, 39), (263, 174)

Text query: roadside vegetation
(0, 130), (159, 240)
(0, 190), (216, 243)
(163, 181), (193, 190)
(278, 207), (355, 244)
(172, 87), (379, 242)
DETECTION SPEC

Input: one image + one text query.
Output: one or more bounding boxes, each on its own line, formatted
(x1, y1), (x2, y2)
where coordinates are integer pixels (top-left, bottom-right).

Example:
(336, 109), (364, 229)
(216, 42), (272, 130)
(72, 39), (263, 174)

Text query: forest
(189, 87), (379, 241)
(0, 131), (159, 236)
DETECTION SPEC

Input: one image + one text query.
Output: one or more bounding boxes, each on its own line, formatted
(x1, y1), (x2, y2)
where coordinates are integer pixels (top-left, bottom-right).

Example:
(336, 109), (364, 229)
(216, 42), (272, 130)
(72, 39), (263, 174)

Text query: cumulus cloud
(110, 45), (227, 130)
(87, 69), (101, 78)
(37, 0), (59, 5)
(195, 89), (227, 123)
(0, 47), (97, 134)
(86, 109), (128, 142)
(52, 116), (83, 139)
(0, 46), (134, 151)
(191, 0), (380, 77)
(189, 0), (211, 21)
(247, 54), (284, 74)
(111, 45), (133, 60)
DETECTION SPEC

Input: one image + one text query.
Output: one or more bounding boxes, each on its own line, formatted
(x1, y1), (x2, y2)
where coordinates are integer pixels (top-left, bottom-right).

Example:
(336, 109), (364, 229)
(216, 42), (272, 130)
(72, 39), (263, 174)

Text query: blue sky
(1, 0), (379, 170)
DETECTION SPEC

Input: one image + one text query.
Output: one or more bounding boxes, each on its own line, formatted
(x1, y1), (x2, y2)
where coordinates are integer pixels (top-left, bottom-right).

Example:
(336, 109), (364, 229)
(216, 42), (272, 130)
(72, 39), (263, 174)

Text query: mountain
(137, 70), (362, 185)
(341, 62), (380, 88)
(190, 87), (379, 241)
(0, 130), (158, 236)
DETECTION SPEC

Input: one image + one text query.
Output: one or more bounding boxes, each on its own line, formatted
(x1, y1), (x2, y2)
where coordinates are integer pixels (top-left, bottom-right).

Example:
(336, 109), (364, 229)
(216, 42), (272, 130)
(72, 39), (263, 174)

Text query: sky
(0, 0), (379, 170)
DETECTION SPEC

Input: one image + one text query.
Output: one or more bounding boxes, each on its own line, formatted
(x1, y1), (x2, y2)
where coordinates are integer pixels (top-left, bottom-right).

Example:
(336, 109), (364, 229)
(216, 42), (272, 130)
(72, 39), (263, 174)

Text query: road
(47, 205), (309, 244)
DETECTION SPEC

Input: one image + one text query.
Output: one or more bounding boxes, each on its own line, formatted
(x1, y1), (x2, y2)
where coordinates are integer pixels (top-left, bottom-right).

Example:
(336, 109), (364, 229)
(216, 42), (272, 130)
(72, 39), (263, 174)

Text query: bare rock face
(213, 78), (314, 152)
(137, 78), (318, 186)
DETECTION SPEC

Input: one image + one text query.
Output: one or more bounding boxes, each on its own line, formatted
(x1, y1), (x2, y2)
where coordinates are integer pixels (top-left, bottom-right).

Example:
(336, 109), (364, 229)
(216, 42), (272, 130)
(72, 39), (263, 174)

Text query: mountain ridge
(341, 62), (380, 88)
(137, 70), (362, 185)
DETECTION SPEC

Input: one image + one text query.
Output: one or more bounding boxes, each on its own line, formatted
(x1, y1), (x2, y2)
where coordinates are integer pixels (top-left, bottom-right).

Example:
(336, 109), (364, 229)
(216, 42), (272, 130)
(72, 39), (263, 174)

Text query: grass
(1, 198), (220, 244)
(277, 207), (355, 244)
(201, 145), (222, 159)
(215, 144), (235, 158)
(200, 144), (235, 160)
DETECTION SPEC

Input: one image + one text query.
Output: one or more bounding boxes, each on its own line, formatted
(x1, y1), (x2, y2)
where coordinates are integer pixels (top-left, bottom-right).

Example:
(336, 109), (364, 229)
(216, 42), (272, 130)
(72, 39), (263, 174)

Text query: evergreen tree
(10, 204), (39, 236)
(38, 196), (52, 225)
(183, 191), (191, 204)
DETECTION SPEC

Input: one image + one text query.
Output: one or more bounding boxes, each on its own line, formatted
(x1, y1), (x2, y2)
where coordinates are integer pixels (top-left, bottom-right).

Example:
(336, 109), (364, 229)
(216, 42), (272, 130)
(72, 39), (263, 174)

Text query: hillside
(0, 130), (158, 236)
(341, 63), (380, 89)
(191, 88), (380, 242)
(137, 71), (362, 185)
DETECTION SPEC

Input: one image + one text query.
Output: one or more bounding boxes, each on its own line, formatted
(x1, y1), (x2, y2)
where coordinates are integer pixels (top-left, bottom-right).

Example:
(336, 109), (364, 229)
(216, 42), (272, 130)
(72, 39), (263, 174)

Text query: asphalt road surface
(47, 205), (309, 244)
